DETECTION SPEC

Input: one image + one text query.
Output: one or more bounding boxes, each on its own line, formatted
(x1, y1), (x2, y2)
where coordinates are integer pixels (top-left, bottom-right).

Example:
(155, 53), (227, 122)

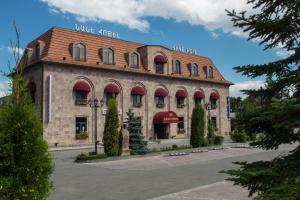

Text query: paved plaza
(48, 144), (296, 200)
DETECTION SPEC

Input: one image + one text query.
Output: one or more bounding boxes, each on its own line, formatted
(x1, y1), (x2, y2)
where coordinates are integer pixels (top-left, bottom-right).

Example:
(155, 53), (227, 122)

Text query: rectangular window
(155, 63), (164, 74)
(75, 91), (88, 105)
(131, 53), (138, 68)
(195, 98), (201, 106)
(132, 95), (142, 107)
(106, 93), (116, 104)
(76, 117), (87, 133)
(155, 96), (165, 108)
(211, 99), (217, 109)
(177, 97), (185, 108)
(177, 117), (185, 134)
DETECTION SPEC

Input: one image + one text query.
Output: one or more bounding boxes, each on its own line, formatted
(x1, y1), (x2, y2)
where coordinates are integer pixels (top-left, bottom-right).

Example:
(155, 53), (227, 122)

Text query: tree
(0, 24), (53, 199)
(224, 1), (300, 199)
(126, 109), (148, 155)
(207, 117), (216, 145)
(190, 105), (205, 147)
(103, 98), (120, 156)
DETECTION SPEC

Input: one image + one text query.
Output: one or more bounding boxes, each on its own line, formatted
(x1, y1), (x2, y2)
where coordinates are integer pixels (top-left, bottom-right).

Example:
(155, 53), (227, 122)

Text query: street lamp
(205, 102), (211, 131)
(88, 98), (104, 154)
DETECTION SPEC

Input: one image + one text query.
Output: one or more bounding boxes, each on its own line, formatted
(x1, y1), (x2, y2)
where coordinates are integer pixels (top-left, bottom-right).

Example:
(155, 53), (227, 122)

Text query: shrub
(75, 153), (107, 162)
(207, 118), (216, 145)
(172, 144), (178, 150)
(103, 98), (120, 156)
(190, 105), (205, 147)
(75, 132), (88, 140)
(231, 131), (249, 143)
(202, 138), (209, 147)
(214, 136), (224, 145)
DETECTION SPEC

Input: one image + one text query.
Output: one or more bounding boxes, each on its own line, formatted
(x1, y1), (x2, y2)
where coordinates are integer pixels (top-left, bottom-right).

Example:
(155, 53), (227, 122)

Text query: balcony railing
(177, 104), (185, 108)
(156, 103), (165, 108)
(75, 98), (88, 105)
(133, 103), (143, 108)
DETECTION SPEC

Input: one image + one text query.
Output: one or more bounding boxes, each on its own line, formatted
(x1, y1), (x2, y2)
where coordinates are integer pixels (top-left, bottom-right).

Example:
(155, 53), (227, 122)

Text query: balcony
(156, 103), (165, 108)
(133, 103), (143, 108)
(75, 98), (88, 105)
(75, 132), (88, 140)
(177, 104), (185, 109)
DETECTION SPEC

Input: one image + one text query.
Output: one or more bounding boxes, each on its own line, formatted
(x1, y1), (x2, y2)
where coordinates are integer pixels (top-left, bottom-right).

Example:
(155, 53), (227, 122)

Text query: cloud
(0, 80), (10, 98)
(0, 46), (24, 55)
(230, 80), (265, 98)
(275, 48), (294, 58)
(41, 0), (252, 35)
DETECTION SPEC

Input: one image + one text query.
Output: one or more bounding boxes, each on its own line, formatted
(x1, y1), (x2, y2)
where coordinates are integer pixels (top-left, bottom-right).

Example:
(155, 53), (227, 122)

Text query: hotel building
(22, 27), (232, 146)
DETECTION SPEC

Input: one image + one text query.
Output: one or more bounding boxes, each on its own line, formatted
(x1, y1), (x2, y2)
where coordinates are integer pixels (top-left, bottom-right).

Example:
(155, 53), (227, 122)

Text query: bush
(202, 138), (209, 147)
(75, 152), (107, 162)
(75, 132), (88, 140)
(214, 136), (224, 145)
(172, 144), (178, 150)
(231, 131), (249, 143)
(103, 98), (120, 156)
(190, 105), (205, 147)
(207, 118), (216, 145)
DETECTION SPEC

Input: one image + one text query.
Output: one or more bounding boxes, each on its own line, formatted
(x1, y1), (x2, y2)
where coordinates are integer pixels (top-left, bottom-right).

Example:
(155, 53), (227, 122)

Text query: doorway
(154, 124), (169, 139)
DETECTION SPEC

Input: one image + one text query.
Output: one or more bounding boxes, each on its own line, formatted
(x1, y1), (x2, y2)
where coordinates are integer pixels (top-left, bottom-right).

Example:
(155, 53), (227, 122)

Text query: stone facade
(22, 27), (231, 146)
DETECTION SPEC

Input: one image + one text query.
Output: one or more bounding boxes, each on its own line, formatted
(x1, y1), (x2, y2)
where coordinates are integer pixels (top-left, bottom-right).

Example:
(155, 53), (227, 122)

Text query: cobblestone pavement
(148, 181), (250, 200)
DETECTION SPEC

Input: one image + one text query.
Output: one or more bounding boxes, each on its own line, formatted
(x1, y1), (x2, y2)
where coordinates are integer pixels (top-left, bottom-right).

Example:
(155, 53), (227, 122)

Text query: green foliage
(214, 136), (224, 145)
(207, 117), (216, 145)
(75, 152), (107, 162)
(224, 1), (300, 199)
(0, 24), (53, 200)
(103, 98), (120, 156)
(201, 137), (209, 147)
(190, 105), (205, 147)
(126, 109), (148, 155)
(230, 131), (249, 143)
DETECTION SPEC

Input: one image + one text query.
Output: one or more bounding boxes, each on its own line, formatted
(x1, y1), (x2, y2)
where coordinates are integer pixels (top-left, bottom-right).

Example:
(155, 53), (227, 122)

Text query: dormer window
(74, 43), (86, 61)
(35, 44), (40, 61)
(130, 52), (139, 68)
(103, 48), (115, 65)
(208, 66), (214, 78)
(154, 55), (167, 74)
(191, 63), (199, 76)
(173, 60), (181, 74)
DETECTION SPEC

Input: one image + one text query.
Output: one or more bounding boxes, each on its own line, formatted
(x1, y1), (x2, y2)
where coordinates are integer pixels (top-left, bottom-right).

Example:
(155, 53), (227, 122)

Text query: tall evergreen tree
(126, 109), (148, 155)
(207, 117), (216, 145)
(190, 105), (205, 147)
(103, 98), (120, 156)
(0, 24), (53, 200)
(224, 1), (300, 199)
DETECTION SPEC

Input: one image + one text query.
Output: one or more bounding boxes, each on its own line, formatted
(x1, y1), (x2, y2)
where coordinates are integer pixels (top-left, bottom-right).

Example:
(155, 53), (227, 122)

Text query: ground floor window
(132, 94), (142, 107)
(177, 117), (185, 134)
(155, 96), (165, 108)
(75, 117), (88, 140)
(176, 97), (185, 108)
(211, 117), (217, 129)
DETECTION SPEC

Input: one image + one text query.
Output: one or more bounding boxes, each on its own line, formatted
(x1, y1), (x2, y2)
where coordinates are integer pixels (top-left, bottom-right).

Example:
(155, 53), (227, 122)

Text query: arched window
(74, 43), (86, 61)
(173, 60), (181, 74)
(154, 88), (168, 108)
(130, 53), (139, 68)
(191, 63), (199, 76)
(208, 66), (213, 78)
(103, 48), (114, 64)
(154, 55), (167, 74)
(104, 83), (120, 103)
(210, 91), (220, 109)
(73, 81), (91, 105)
(131, 86), (145, 107)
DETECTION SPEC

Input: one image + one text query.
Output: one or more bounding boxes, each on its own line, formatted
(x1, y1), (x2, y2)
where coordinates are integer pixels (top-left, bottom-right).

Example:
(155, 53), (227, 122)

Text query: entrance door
(154, 124), (169, 139)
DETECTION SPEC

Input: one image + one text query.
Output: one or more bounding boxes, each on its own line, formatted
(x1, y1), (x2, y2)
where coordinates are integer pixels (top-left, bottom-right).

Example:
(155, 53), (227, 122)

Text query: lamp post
(88, 98), (104, 154)
(205, 103), (211, 132)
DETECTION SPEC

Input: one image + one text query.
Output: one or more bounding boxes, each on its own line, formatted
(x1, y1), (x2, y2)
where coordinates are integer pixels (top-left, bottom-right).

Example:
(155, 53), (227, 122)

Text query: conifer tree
(0, 24), (53, 199)
(207, 117), (215, 145)
(224, 1), (300, 199)
(126, 109), (148, 155)
(190, 105), (205, 147)
(103, 98), (120, 156)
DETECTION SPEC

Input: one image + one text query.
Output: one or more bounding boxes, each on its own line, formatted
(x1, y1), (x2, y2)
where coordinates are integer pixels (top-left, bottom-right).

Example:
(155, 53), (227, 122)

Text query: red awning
(210, 92), (220, 100)
(194, 90), (205, 99)
(153, 111), (179, 124)
(131, 86), (145, 95)
(176, 89), (187, 97)
(104, 83), (120, 93)
(154, 55), (168, 63)
(73, 81), (91, 92)
(28, 82), (36, 92)
(155, 88), (168, 97)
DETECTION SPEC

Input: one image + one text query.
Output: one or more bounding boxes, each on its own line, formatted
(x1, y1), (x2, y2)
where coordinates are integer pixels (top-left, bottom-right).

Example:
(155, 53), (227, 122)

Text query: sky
(0, 0), (291, 98)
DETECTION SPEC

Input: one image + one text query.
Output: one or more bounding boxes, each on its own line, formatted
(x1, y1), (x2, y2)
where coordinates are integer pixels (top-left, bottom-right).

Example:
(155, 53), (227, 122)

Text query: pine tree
(224, 1), (300, 199)
(0, 24), (53, 199)
(103, 98), (120, 156)
(190, 105), (205, 147)
(126, 109), (148, 155)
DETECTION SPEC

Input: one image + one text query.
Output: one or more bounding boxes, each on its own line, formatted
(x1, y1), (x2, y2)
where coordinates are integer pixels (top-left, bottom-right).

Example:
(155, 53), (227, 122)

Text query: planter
(75, 132), (88, 140)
